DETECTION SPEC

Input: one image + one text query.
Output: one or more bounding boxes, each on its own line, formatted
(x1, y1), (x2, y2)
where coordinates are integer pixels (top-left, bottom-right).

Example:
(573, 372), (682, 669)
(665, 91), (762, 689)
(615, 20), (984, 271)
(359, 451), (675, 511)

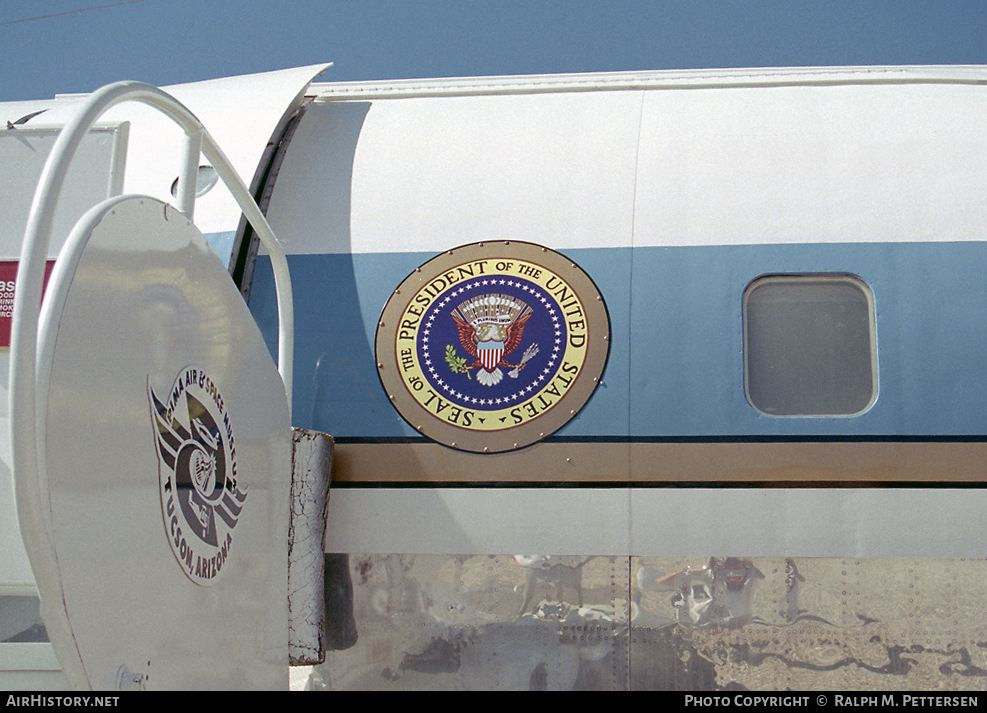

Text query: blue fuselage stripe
(248, 242), (987, 438)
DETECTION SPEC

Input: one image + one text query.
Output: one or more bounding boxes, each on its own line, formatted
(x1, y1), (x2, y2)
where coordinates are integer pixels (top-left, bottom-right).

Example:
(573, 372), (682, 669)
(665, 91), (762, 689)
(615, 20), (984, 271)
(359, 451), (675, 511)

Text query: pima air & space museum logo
(376, 241), (610, 453)
(148, 367), (245, 585)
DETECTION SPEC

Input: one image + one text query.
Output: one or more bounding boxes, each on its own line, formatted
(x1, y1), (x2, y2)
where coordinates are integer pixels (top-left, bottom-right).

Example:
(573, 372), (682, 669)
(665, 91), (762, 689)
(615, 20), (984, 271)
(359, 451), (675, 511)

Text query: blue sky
(3, 0), (987, 101)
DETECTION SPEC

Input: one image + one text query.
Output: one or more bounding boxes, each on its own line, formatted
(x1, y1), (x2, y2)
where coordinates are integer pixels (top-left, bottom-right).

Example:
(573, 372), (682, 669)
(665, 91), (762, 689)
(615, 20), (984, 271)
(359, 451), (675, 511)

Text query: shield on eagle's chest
(478, 340), (505, 371)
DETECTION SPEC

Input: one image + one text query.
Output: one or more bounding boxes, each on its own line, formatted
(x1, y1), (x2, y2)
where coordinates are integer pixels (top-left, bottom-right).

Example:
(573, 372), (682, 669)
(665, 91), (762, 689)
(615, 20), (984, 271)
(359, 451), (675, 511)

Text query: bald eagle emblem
(448, 293), (539, 386)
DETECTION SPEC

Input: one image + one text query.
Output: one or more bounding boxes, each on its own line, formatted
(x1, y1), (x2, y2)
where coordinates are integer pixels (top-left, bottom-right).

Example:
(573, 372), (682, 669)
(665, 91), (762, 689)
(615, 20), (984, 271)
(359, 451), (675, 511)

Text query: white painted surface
(0, 643), (68, 690)
(325, 487), (987, 559)
(267, 65), (987, 255)
(33, 197), (290, 689)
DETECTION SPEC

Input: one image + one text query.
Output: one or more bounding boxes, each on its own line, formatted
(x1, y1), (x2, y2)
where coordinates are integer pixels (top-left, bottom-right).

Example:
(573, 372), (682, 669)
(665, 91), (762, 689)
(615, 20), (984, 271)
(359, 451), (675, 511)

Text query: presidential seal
(148, 367), (245, 585)
(376, 241), (610, 453)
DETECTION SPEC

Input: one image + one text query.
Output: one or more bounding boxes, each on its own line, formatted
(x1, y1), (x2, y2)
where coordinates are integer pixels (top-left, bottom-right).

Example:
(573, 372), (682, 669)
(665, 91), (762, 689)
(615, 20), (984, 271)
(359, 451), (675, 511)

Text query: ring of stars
(418, 277), (564, 408)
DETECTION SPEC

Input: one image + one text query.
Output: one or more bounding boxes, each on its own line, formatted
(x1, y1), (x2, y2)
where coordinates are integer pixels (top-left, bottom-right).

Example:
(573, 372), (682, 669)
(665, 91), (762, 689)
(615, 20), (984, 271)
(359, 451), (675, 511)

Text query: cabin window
(743, 275), (876, 416)
(170, 165), (219, 199)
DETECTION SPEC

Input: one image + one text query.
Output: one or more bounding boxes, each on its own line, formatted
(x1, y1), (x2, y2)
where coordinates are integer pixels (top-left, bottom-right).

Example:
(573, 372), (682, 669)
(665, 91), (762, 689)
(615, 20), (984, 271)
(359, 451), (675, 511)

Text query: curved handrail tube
(8, 81), (294, 689)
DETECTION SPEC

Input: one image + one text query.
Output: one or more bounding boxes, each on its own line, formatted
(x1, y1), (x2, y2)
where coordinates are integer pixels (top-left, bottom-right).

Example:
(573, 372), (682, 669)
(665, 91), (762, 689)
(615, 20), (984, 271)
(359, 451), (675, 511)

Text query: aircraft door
(26, 195), (291, 690)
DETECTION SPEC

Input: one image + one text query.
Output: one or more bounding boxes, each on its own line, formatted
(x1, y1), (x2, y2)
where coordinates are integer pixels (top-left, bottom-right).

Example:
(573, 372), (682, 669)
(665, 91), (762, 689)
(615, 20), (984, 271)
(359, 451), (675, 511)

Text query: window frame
(742, 273), (878, 418)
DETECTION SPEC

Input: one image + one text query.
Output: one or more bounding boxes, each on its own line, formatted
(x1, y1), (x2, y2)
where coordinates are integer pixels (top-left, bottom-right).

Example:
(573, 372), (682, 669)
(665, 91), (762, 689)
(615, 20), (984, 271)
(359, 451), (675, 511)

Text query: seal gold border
(375, 241), (610, 453)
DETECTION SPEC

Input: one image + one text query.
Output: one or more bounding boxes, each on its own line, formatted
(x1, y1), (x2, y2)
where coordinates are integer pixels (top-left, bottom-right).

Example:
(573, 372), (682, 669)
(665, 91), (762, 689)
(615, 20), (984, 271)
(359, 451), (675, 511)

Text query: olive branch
(444, 344), (471, 379)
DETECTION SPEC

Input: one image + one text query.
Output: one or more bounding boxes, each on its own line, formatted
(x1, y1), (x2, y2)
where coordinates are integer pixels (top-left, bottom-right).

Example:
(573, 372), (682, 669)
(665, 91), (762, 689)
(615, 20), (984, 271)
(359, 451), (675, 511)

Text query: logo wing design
(148, 385), (247, 541)
(149, 386), (189, 473)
